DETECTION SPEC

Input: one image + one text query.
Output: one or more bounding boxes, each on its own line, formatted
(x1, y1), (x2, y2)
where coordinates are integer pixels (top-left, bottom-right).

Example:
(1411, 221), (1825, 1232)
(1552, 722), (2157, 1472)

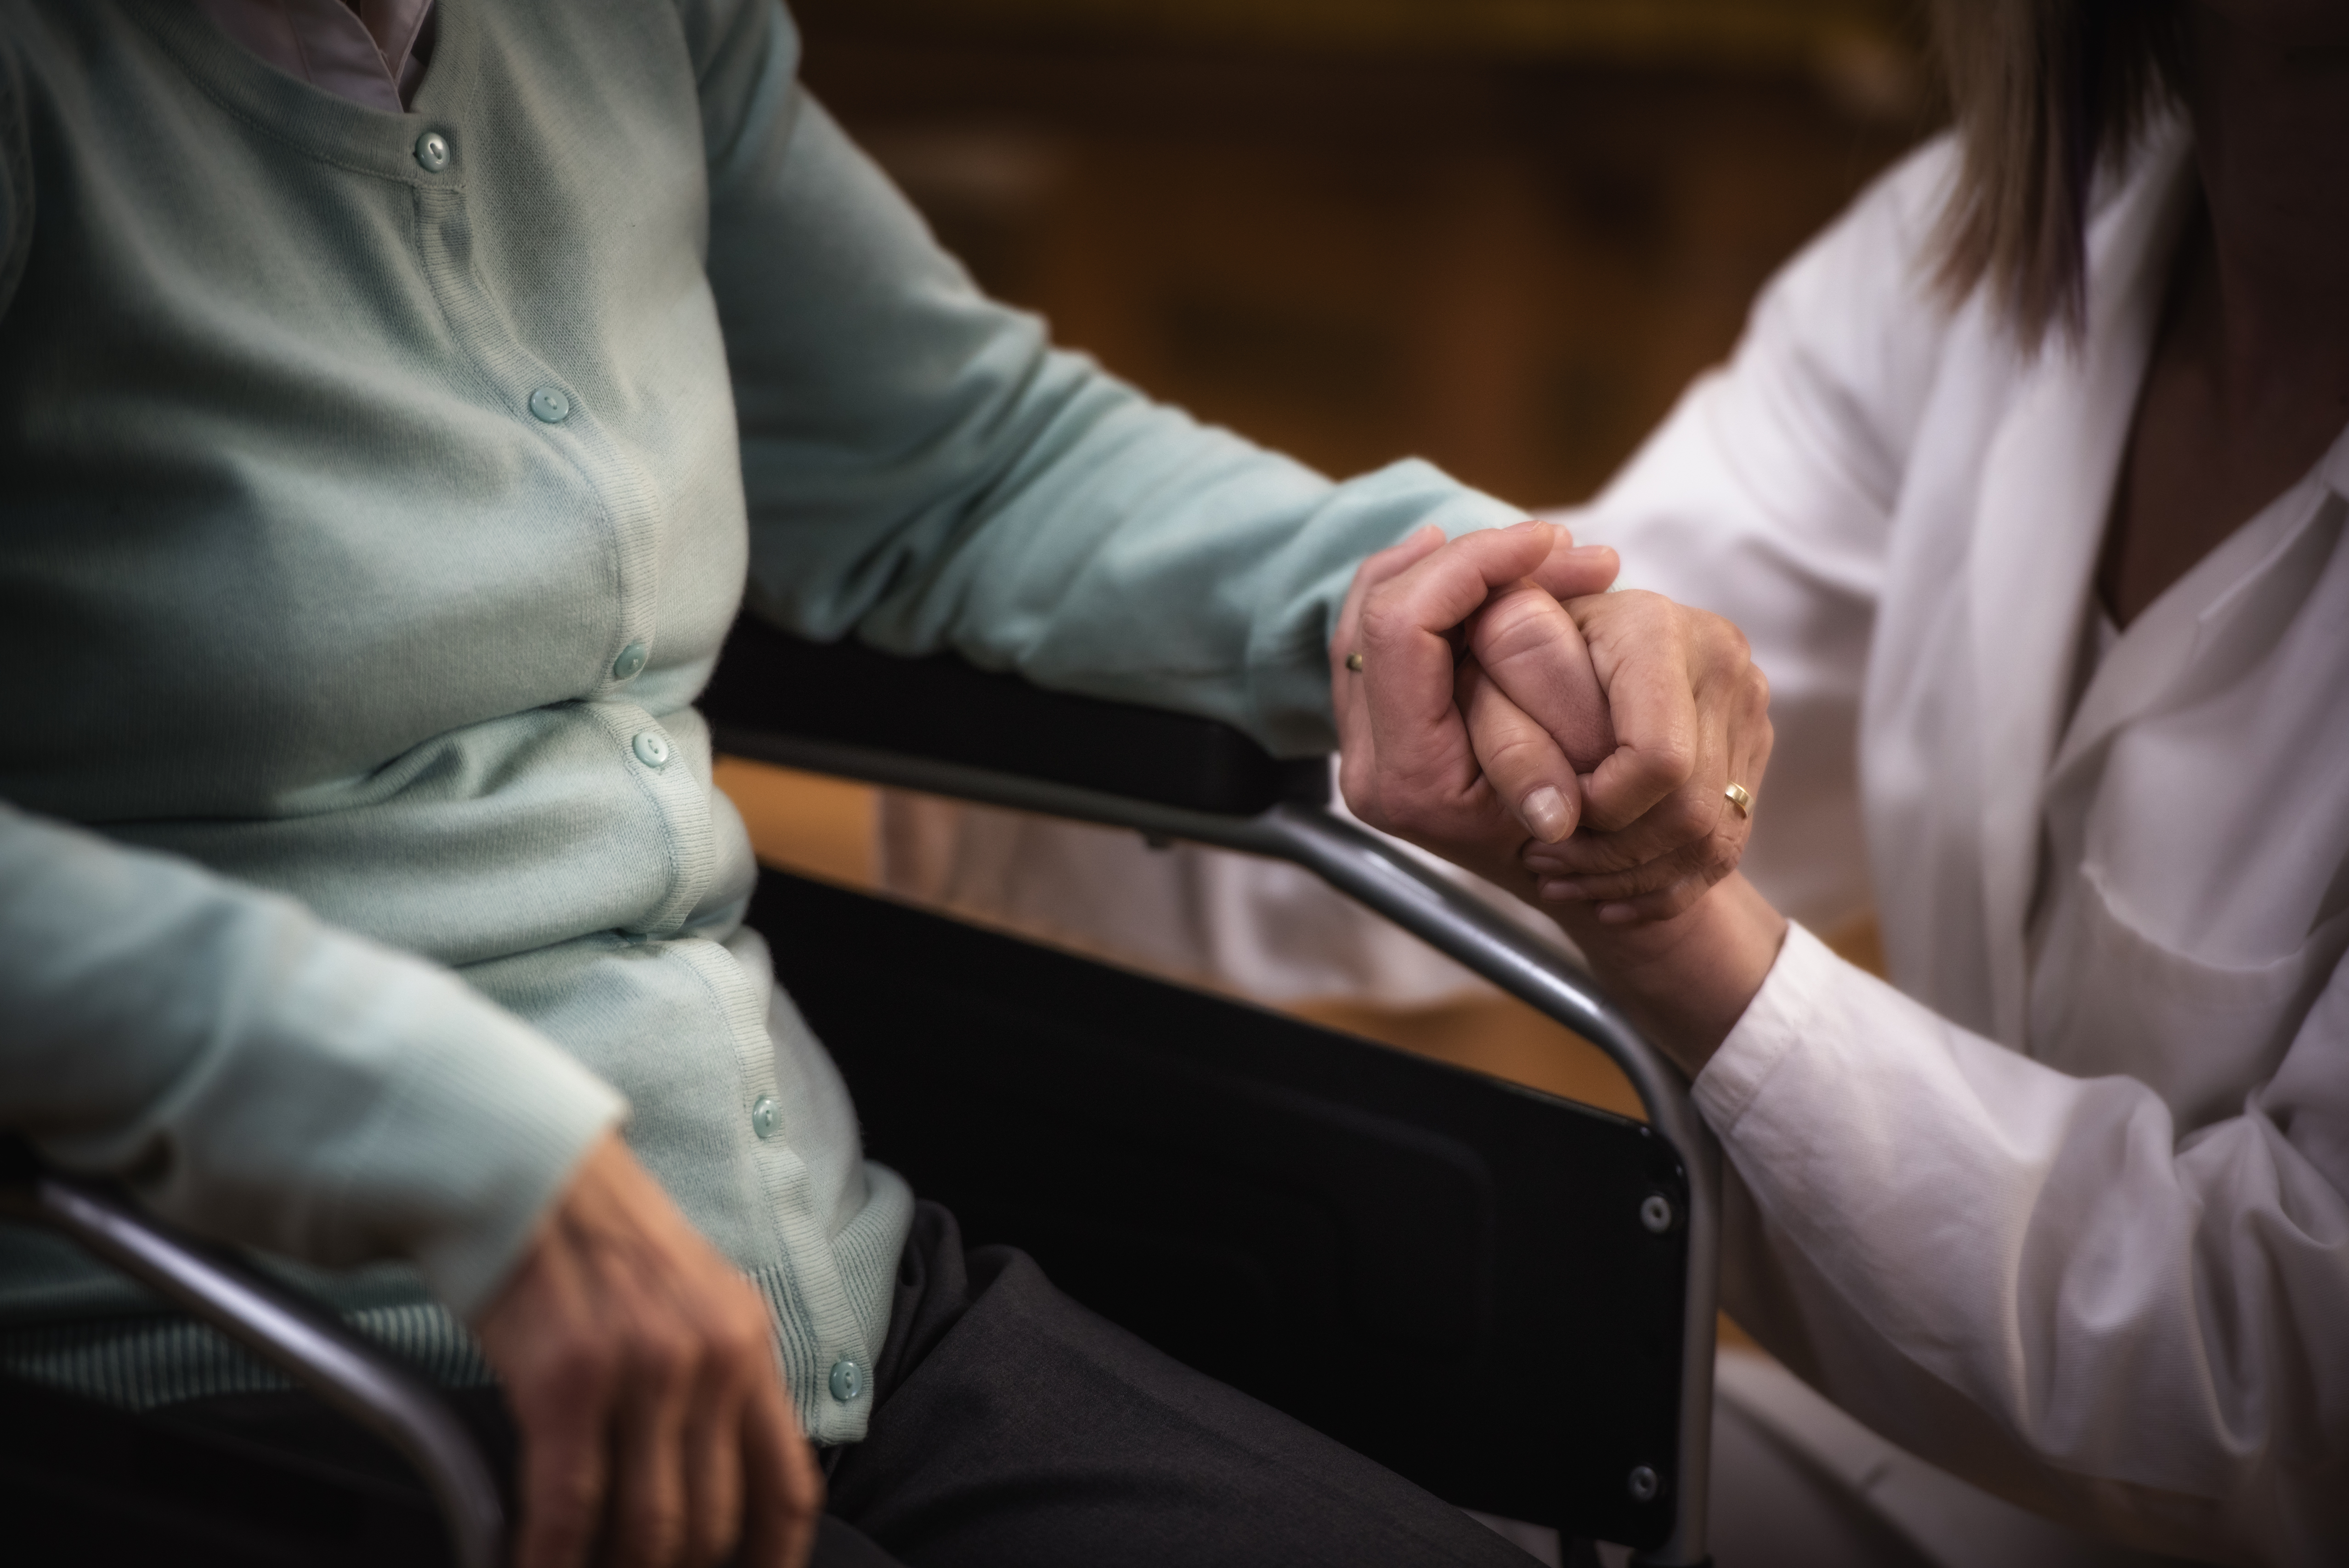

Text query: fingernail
(1538, 879), (1575, 903)
(1521, 785), (1571, 843)
(1597, 902), (1638, 925)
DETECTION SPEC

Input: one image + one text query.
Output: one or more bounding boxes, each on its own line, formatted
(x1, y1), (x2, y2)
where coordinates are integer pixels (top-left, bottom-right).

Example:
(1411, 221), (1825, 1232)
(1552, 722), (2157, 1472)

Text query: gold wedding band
(1346, 652), (1364, 672)
(1724, 782), (1754, 820)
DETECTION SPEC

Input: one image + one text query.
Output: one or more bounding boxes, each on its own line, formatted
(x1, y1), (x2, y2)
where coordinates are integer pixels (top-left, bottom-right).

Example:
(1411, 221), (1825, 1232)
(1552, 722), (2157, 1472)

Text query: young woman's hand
(1522, 589), (1775, 925)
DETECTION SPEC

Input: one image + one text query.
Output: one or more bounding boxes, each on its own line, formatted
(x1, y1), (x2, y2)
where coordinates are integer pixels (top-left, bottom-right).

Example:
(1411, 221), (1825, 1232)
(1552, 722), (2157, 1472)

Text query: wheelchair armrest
(700, 615), (1329, 815)
(0, 1136), (506, 1568)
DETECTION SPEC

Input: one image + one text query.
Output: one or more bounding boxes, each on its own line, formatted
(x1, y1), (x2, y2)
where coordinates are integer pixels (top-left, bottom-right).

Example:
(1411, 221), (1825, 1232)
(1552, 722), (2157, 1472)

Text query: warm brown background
(723, 0), (1923, 1118)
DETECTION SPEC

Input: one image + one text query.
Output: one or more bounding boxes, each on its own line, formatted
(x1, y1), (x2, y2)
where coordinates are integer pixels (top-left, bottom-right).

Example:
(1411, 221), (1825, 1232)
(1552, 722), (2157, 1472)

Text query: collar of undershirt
(187, 0), (436, 113)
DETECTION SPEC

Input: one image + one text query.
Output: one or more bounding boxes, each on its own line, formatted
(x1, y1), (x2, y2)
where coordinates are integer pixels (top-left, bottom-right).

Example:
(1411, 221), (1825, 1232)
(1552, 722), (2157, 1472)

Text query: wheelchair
(0, 617), (1723, 1567)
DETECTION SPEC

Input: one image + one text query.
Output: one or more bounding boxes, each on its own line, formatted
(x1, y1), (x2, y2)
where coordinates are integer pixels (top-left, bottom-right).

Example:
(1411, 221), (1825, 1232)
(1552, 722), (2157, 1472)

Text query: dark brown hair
(1930, 0), (2185, 346)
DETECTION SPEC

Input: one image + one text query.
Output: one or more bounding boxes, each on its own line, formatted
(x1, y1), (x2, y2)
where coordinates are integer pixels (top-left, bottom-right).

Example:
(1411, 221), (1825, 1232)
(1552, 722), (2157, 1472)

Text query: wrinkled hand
(1519, 590), (1773, 923)
(474, 1132), (821, 1568)
(1332, 521), (1619, 889)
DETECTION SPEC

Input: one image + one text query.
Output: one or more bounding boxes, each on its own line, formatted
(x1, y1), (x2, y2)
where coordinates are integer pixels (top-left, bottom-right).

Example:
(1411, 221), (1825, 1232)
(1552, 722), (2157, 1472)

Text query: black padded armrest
(702, 615), (1329, 815)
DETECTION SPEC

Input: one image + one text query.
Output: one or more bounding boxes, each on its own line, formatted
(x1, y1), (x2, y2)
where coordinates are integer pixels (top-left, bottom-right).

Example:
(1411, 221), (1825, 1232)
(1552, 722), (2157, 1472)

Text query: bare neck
(2099, 6), (2349, 626)
(2179, 5), (2349, 418)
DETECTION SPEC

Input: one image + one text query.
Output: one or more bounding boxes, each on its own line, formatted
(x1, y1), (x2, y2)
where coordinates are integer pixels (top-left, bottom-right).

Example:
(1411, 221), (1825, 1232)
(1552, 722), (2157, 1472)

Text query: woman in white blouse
(900, 2), (2349, 1562)
(1430, 1), (2349, 1562)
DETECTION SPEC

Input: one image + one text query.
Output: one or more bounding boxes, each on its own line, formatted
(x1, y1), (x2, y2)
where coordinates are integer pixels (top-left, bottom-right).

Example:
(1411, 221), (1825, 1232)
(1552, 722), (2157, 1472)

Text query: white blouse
(1567, 120), (2349, 1564)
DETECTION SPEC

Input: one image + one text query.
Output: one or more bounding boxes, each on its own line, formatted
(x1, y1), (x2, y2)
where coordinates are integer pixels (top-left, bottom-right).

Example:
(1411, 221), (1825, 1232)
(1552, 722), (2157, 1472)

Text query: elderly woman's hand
(475, 1132), (822, 1568)
(1331, 521), (1617, 890)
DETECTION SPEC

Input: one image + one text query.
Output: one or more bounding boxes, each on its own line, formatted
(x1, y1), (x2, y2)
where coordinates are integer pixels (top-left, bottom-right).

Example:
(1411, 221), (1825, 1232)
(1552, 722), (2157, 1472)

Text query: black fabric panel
(755, 869), (1691, 1547)
(0, 1370), (491, 1567)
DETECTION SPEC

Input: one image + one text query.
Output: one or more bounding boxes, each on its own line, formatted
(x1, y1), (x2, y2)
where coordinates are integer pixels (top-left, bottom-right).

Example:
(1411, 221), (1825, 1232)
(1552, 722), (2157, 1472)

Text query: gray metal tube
(0, 1172), (506, 1568)
(1251, 805), (1718, 1568)
(718, 731), (1719, 1565)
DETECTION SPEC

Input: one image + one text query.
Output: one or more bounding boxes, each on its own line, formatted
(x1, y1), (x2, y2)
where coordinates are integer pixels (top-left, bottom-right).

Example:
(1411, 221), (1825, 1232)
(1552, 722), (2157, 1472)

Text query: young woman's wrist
(1548, 873), (1787, 1076)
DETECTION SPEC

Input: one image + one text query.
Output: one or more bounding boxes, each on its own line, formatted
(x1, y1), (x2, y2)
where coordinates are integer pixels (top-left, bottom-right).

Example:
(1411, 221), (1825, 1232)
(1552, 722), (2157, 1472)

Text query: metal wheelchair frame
(0, 1146), (507, 1568)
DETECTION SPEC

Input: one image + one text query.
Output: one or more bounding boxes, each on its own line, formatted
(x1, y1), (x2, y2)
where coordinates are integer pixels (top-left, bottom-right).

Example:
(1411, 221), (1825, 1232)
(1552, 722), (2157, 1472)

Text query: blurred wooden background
(795, 0), (1932, 502)
(724, 0), (1921, 1117)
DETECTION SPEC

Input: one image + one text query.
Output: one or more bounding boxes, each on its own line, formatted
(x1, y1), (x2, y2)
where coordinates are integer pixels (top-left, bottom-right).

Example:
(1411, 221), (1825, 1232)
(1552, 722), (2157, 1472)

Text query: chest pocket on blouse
(2029, 863), (2349, 1134)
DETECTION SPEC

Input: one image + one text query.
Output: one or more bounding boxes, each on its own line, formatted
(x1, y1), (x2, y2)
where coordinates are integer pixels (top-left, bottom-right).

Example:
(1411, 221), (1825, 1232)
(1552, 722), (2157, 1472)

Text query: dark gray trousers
(815, 1201), (1540, 1567)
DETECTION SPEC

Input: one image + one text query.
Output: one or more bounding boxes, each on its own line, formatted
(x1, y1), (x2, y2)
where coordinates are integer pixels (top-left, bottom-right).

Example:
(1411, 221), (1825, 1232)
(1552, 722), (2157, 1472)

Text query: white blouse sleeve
(1704, 924), (2349, 1562)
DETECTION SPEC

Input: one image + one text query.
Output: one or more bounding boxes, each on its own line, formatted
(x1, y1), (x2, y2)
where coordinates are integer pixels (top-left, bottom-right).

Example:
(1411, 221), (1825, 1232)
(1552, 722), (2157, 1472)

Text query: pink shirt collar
(190, 0), (436, 113)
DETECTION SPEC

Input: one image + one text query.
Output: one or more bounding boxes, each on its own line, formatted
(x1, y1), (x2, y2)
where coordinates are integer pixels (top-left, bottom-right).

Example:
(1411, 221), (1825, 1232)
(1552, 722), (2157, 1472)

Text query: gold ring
(1345, 652), (1364, 672)
(1724, 782), (1754, 820)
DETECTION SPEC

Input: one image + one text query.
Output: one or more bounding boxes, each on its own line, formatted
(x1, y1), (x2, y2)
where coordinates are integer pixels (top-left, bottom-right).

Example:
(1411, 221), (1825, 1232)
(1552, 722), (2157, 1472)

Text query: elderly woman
(1348, 1), (2349, 1563)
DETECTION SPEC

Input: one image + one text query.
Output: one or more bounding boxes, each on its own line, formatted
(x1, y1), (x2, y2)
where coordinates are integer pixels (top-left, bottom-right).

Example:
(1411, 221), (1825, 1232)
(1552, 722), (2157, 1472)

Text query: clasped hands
(1331, 520), (1787, 1061)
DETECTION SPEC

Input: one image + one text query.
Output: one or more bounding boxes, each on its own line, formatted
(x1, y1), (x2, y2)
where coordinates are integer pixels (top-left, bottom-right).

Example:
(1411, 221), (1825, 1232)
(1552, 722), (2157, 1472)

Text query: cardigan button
(413, 130), (450, 172)
(611, 642), (648, 680)
(750, 1096), (780, 1140)
(828, 1359), (864, 1402)
(529, 386), (571, 424)
(631, 730), (670, 769)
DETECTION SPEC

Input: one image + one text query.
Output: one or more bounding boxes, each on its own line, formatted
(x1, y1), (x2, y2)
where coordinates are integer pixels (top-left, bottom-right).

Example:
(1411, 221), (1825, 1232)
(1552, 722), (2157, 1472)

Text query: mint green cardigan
(0, 0), (1518, 1438)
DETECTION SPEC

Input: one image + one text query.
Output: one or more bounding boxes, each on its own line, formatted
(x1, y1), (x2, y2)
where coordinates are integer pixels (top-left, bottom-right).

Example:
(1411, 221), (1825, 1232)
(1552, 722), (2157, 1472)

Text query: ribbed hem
(0, 1166), (915, 1422)
(753, 1160), (914, 1447)
(0, 1298), (493, 1411)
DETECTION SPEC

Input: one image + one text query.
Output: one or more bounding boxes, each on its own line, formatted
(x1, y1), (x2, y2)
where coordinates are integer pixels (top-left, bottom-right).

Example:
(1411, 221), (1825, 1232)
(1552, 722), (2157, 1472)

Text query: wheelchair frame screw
(1639, 1193), (1674, 1234)
(1628, 1464), (1661, 1502)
